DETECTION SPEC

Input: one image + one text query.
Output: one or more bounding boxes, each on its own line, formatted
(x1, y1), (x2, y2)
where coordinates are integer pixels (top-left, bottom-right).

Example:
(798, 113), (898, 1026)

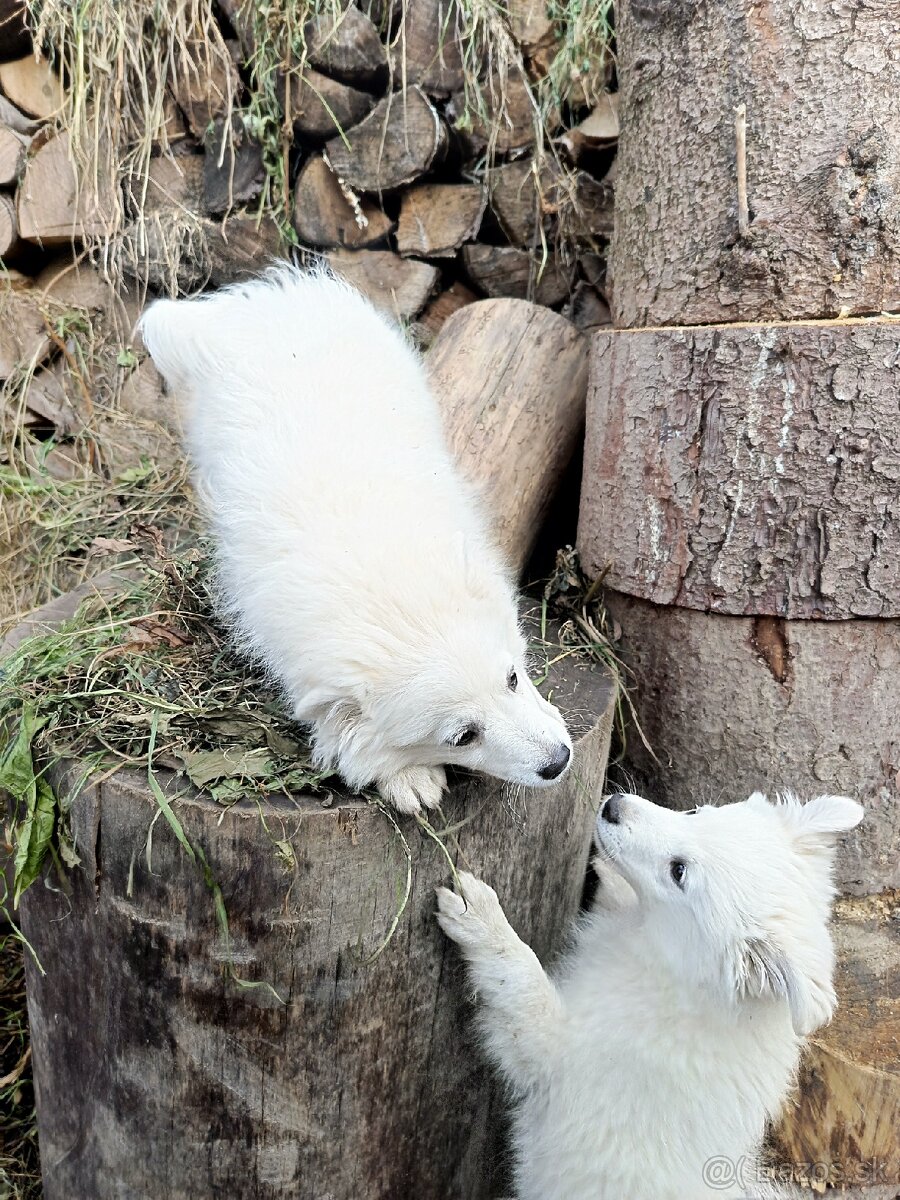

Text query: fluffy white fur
(138, 265), (571, 813)
(437, 791), (864, 1200)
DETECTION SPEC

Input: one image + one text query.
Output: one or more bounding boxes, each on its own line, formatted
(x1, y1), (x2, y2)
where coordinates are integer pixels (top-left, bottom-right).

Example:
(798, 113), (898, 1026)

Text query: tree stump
(611, 0), (900, 326)
(578, 321), (900, 620)
(19, 613), (615, 1200)
(427, 299), (589, 572)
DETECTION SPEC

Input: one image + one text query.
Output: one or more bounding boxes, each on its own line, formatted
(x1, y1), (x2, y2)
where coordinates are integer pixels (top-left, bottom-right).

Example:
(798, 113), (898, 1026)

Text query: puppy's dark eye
(670, 859), (687, 888)
(453, 725), (480, 747)
(507, 668), (518, 692)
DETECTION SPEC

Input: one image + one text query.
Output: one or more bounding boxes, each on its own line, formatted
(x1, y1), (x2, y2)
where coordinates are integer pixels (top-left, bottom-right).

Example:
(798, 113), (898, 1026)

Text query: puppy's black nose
(601, 795), (622, 824)
(538, 744), (571, 781)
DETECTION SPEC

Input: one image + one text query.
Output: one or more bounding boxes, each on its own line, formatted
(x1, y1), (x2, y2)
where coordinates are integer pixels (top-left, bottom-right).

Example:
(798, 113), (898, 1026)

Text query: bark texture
(20, 635), (615, 1200)
(603, 591), (900, 896)
(578, 322), (900, 619)
(427, 299), (589, 571)
(772, 892), (900, 1189)
(611, 0), (900, 327)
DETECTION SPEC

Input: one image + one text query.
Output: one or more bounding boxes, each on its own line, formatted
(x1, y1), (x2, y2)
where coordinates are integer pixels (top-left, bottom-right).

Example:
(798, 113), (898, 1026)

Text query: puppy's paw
(436, 872), (510, 953)
(378, 765), (447, 815)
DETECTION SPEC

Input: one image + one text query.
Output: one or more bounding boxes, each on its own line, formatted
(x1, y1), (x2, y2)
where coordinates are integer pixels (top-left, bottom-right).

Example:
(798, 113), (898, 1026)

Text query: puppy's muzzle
(538, 743), (571, 781)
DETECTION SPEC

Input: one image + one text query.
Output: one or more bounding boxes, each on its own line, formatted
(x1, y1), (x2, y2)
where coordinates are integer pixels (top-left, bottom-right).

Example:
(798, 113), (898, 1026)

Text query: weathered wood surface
(0, 275), (49, 378)
(17, 128), (118, 244)
(462, 243), (573, 307)
(305, 7), (387, 88)
(772, 891), (900, 1189)
(0, 53), (62, 119)
(202, 115), (265, 213)
(324, 86), (446, 193)
(396, 182), (485, 257)
(391, 0), (466, 97)
(0, 191), (20, 257)
(326, 247), (439, 319)
(602, 591), (900, 896)
(0, 121), (27, 185)
(20, 615), (615, 1200)
(611, 0), (900, 326)
(286, 67), (375, 140)
(293, 154), (394, 249)
(428, 299), (588, 571)
(578, 321), (900, 620)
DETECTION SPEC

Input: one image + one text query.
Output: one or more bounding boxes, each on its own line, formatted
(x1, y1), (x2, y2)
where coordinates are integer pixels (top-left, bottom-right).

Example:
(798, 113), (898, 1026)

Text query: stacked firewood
(0, 0), (618, 349)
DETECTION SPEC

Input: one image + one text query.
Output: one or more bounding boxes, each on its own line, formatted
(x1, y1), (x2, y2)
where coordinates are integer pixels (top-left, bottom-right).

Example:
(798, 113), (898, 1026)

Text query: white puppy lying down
(438, 791), (864, 1200)
(139, 265), (571, 813)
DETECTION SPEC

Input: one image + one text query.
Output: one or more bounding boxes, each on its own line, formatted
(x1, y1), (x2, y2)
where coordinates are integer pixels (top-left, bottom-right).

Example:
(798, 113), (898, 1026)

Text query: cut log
(559, 92), (619, 160)
(293, 153), (393, 249)
(396, 182), (485, 257)
(17, 129), (119, 244)
(0, 190), (20, 258)
(0, 93), (35, 135)
(612, 0), (900, 326)
(325, 248), (438, 319)
(0, 54), (62, 119)
(0, 1), (30, 61)
(772, 892), (900, 1189)
(462, 243), (573, 307)
(507, 0), (555, 53)
(202, 115), (265, 213)
(324, 86), (446, 194)
(414, 280), (478, 346)
(0, 122), (27, 184)
(171, 38), (240, 139)
(305, 7), (387, 88)
(570, 169), (614, 242)
(286, 66), (375, 140)
(451, 72), (539, 155)
(392, 0), (466, 97)
(602, 591), (900, 896)
(18, 602), (615, 1200)
(0, 275), (49, 378)
(427, 299), (588, 570)
(489, 158), (549, 247)
(578, 320), (900, 620)
(142, 154), (206, 216)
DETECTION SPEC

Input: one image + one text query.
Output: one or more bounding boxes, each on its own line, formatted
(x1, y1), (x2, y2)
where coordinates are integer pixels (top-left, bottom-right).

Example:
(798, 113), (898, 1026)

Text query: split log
(450, 72), (539, 155)
(507, 0), (555, 54)
(325, 247), (438, 319)
(0, 275), (49, 378)
(489, 158), (549, 247)
(18, 604), (615, 1200)
(171, 39), (240, 140)
(392, 0), (466, 97)
(17, 129), (118, 244)
(559, 93), (619, 161)
(462, 243), (573, 307)
(292, 154), (394, 249)
(203, 115), (265, 213)
(0, 1), (29, 61)
(612, 0), (900, 326)
(286, 67), (375, 140)
(142, 154), (206, 216)
(396, 182), (485, 257)
(0, 93), (35, 135)
(324, 86), (446, 193)
(428, 299), (588, 570)
(0, 54), (62, 119)
(570, 169), (614, 242)
(601, 591), (899, 896)
(0, 121), (27, 184)
(578, 321), (900, 620)
(305, 7), (387, 89)
(772, 892), (900, 1189)
(414, 280), (478, 345)
(0, 191), (20, 258)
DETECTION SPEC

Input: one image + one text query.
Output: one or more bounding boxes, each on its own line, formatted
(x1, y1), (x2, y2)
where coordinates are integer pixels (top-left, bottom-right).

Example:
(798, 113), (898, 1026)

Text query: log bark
(611, 0), (900, 327)
(0, 54), (62, 119)
(293, 154), (394, 249)
(326, 247), (439, 319)
(17, 129), (118, 244)
(286, 67), (375, 140)
(601, 591), (900, 896)
(324, 86), (446, 194)
(0, 190), (20, 257)
(578, 321), (900, 620)
(305, 7), (387, 89)
(0, 121), (27, 185)
(462, 243), (573, 307)
(19, 613), (615, 1200)
(771, 891), (900, 1190)
(396, 182), (485, 257)
(427, 299), (588, 571)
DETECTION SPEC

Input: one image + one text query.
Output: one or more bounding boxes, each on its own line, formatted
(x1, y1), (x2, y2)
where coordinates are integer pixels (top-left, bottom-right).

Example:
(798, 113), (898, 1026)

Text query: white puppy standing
(139, 265), (571, 813)
(437, 791), (863, 1200)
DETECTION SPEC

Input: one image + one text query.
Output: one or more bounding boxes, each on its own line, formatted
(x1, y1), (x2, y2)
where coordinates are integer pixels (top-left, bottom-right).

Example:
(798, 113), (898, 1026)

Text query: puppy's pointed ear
(738, 936), (836, 1037)
(794, 795), (864, 838)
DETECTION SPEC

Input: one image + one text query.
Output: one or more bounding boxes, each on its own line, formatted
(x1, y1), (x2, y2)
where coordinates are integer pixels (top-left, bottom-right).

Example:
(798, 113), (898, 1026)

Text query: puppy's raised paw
(436, 872), (509, 952)
(378, 765), (447, 814)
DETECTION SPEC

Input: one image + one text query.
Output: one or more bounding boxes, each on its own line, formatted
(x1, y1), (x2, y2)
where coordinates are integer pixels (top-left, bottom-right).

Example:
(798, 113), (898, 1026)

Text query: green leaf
(116, 347), (138, 368)
(13, 777), (56, 906)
